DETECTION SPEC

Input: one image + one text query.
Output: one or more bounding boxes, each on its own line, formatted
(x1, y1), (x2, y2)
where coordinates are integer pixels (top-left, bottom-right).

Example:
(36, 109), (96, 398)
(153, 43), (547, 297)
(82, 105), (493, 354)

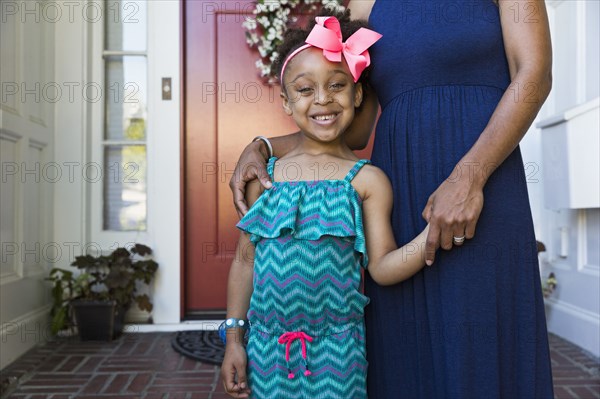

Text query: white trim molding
(545, 298), (600, 357)
(0, 305), (52, 369)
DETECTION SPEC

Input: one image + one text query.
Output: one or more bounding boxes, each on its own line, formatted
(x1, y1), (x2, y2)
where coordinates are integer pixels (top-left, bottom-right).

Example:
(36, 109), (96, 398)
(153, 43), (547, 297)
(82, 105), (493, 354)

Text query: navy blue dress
(365, 1), (554, 398)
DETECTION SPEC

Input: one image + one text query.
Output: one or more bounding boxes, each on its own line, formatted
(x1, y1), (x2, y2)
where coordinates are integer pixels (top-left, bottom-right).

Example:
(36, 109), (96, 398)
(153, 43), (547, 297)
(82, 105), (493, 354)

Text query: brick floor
(549, 334), (600, 399)
(1, 333), (224, 399)
(1, 332), (598, 399)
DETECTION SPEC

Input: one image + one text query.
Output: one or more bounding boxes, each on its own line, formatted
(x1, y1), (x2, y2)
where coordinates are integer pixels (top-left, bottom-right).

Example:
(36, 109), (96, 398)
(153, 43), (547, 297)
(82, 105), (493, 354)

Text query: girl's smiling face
(281, 47), (363, 145)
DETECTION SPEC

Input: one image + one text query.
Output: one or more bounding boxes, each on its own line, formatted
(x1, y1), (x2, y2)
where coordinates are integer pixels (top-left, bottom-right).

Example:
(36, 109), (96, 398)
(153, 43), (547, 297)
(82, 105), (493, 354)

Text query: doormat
(171, 330), (224, 366)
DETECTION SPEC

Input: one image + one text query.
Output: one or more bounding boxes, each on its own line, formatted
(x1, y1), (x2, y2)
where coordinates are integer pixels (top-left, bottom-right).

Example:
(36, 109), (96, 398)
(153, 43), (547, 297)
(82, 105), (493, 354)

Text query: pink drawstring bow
(278, 331), (314, 378)
(280, 16), (383, 83)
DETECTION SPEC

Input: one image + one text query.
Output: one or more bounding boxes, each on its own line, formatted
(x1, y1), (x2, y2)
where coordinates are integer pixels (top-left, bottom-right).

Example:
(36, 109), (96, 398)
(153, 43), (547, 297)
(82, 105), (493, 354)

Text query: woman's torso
(368, 0), (511, 108)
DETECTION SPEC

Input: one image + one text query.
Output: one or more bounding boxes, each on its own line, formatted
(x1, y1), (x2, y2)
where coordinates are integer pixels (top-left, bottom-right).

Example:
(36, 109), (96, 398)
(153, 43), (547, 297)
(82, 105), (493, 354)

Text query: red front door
(182, 0), (373, 316)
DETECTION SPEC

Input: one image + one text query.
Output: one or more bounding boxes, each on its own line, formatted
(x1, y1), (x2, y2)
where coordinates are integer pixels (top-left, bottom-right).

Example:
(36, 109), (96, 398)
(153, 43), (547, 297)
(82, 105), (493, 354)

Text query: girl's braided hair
(273, 9), (373, 87)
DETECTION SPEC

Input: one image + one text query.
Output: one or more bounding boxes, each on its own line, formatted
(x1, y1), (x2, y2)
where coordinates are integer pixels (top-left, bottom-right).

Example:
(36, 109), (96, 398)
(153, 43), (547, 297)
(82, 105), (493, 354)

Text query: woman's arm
(230, 100), (378, 218)
(230, 85), (379, 216)
(348, 0), (375, 20)
(360, 166), (429, 285)
(422, 0), (552, 264)
(344, 83), (380, 150)
(345, 0), (379, 150)
(229, 134), (298, 218)
(230, 1), (380, 217)
(221, 181), (263, 398)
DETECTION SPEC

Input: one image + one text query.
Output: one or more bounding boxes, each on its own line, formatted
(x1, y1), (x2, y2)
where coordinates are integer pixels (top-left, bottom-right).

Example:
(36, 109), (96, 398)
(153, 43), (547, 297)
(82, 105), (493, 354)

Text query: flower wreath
(242, 0), (346, 84)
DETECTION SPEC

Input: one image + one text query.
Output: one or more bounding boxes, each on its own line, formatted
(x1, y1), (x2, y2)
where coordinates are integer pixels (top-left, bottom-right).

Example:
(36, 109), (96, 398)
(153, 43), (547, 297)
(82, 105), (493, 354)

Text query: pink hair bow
(306, 16), (382, 82)
(280, 16), (383, 83)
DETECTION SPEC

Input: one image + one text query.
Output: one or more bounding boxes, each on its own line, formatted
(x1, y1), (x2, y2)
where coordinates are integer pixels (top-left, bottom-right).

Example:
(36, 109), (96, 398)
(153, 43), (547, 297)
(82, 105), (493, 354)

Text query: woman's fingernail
(426, 260), (433, 266)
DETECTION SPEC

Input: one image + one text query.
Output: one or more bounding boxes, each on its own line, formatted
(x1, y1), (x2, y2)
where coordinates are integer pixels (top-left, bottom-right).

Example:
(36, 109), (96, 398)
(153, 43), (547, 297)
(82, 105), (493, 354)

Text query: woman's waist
(378, 82), (506, 111)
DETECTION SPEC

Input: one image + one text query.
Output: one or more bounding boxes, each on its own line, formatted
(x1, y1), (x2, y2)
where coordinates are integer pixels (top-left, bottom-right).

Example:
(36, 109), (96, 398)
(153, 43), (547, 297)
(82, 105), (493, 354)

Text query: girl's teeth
(314, 114), (335, 121)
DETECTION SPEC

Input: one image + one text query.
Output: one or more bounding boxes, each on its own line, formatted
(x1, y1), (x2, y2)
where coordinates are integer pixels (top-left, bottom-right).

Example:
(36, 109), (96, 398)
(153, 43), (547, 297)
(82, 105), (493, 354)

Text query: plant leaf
(51, 306), (68, 335)
(132, 244), (152, 256)
(135, 294), (153, 312)
(71, 255), (97, 269)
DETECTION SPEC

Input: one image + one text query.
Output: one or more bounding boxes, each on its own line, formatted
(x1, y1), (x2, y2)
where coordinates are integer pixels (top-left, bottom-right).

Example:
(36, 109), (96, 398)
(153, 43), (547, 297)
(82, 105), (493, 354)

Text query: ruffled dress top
(236, 157), (370, 399)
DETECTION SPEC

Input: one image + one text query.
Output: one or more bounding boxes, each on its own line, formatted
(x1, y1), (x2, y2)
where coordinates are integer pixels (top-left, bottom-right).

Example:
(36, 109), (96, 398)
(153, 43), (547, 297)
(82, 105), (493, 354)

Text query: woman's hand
(422, 165), (484, 265)
(229, 141), (272, 218)
(221, 343), (251, 398)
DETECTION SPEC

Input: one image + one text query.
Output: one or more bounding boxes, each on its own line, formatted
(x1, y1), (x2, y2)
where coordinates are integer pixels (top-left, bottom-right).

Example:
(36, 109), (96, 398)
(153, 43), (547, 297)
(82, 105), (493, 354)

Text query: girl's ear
(281, 90), (293, 115)
(354, 82), (364, 108)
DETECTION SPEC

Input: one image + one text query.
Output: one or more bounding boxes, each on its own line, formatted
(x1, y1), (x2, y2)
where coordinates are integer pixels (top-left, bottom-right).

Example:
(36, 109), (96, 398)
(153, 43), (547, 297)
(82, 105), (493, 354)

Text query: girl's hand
(422, 168), (484, 265)
(221, 343), (251, 398)
(229, 141), (272, 218)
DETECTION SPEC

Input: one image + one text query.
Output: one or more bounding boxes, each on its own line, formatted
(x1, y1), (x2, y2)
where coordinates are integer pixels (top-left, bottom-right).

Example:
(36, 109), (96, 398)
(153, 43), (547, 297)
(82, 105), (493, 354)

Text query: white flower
(257, 16), (270, 27)
(243, 18), (257, 30)
(265, 0), (280, 12)
(243, 0), (345, 84)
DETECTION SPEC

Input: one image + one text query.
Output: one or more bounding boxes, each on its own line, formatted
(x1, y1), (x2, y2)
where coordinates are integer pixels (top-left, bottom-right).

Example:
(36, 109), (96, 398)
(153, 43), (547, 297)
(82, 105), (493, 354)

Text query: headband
(280, 16), (383, 84)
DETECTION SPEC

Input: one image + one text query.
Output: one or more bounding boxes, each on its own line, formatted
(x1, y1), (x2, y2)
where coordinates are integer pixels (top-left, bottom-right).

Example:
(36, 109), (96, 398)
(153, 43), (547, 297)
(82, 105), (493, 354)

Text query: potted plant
(47, 243), (158, 340)
(537, 240), (557, 298)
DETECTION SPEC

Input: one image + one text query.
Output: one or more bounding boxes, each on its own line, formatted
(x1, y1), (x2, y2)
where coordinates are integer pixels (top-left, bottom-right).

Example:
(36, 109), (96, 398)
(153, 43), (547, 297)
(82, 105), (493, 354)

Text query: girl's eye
(297, 87), (314, 94)
(329, 82), (345, 90)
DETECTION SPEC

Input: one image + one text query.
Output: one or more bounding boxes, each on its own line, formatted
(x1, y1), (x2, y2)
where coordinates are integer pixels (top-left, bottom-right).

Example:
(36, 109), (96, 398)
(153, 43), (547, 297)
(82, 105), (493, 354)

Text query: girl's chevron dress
(236, 156), (371, 399)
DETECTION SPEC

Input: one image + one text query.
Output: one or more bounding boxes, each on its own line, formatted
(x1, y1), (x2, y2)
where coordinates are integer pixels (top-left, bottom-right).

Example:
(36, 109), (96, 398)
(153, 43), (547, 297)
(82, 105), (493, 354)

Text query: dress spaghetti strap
(266, 156), (277, 180)
(344, 159), (371, 183)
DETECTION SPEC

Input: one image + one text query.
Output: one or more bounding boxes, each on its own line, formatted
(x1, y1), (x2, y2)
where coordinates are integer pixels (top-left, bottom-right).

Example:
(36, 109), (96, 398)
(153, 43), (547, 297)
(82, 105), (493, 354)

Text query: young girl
(221, 11), (429, 399)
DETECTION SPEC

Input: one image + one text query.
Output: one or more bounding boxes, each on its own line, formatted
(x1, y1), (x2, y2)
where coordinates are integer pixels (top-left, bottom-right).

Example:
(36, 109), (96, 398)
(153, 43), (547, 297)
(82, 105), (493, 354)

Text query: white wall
(1, 0), (56, 369)
(521, 0), (600, 357)
(144, 0), (181, 325)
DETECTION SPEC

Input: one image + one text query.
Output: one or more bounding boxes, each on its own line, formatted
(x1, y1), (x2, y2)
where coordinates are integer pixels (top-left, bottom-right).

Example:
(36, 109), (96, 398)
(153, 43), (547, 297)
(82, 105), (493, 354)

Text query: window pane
(104, 56), (147, 140)
(103, 145), (147, 231)
(105, 0), (147, 51)
(585, 1), (599, 101)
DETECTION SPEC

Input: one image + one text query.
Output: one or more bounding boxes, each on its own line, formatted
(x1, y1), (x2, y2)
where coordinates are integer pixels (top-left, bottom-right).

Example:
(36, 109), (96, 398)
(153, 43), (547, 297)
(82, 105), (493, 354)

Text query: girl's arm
(422, 0), (552, 264)
(360, 166), (429, 285)
(221, 232), (254, 398)
(221, 181), (263, 398)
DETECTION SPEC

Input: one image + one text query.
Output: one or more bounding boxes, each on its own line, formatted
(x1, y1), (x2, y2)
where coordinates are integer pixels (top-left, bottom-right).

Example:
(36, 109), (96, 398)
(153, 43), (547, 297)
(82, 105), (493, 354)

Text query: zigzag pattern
(236, 158), (368, 268)
(246, 213), (369, 336)
(247, 323), (368, 399)
(237, 158), (371, 398)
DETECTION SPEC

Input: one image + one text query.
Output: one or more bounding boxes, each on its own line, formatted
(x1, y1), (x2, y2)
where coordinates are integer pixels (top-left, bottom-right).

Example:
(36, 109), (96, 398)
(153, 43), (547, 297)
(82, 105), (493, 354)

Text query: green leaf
(111, 248), (131, 263)
(132, 244), (152, 256)
(51, 306), (68, 335)
(135, 294), (153, 312)
(71, 255), (97, 269)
